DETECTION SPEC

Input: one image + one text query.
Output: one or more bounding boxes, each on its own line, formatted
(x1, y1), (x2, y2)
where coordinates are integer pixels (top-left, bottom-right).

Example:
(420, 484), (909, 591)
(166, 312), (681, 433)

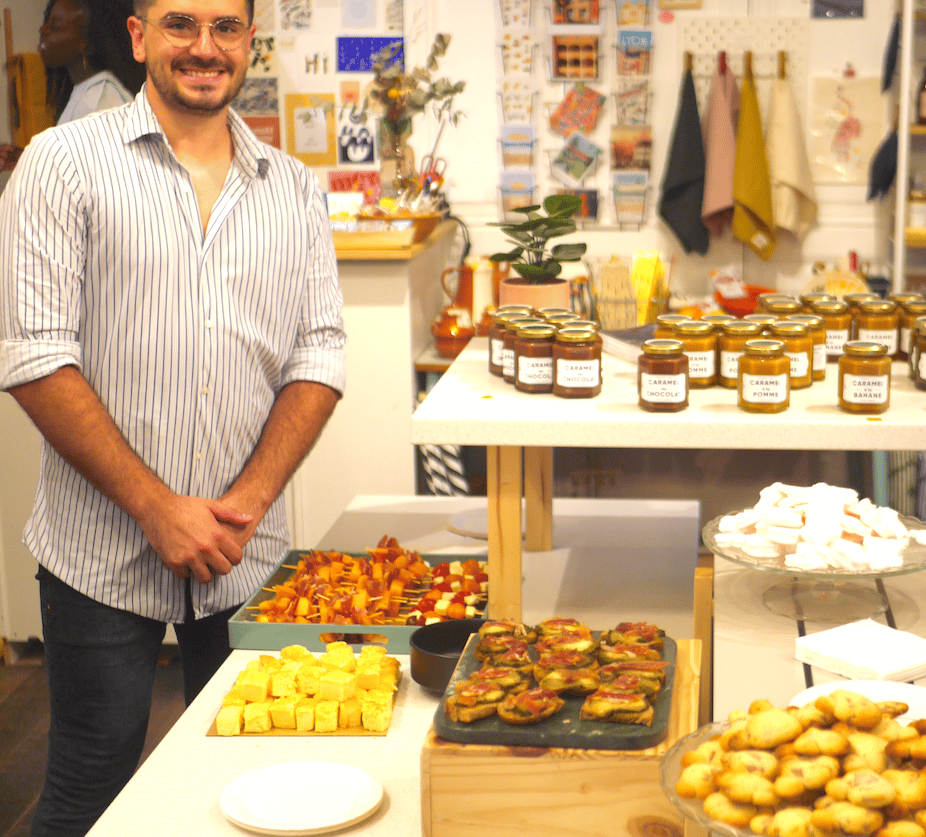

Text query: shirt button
(201, 386), (210, 395)
(205, 319), (213, 328)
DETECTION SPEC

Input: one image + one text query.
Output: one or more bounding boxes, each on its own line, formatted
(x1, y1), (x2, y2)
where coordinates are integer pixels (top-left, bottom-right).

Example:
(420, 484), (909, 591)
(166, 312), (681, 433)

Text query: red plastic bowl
(713, 284), (775, 317)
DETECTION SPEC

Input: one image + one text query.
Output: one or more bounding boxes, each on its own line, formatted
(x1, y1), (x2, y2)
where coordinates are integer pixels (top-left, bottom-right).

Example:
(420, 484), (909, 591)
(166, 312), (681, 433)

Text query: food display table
(410, 339), (926, 621)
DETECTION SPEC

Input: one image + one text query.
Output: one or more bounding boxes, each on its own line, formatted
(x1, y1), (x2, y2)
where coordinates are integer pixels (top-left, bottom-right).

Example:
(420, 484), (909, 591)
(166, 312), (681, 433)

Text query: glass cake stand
(702, 513), (926, 623)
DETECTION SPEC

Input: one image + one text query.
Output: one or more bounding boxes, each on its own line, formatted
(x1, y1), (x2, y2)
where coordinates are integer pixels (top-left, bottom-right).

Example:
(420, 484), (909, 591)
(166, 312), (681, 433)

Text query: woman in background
(0, 0), (144, 170)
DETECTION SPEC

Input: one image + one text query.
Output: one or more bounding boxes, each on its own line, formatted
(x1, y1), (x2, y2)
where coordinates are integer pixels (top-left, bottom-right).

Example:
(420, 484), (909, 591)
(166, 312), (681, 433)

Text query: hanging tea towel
(659, 66), (709, 255)
(766, 77), (818, 242)
(701, 53), (739, 237)
(733, 57), (776, 260)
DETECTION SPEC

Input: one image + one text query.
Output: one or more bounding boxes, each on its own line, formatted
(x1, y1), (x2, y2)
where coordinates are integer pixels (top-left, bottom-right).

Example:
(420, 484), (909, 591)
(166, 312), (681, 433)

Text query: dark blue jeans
(31, 566), (238, 837)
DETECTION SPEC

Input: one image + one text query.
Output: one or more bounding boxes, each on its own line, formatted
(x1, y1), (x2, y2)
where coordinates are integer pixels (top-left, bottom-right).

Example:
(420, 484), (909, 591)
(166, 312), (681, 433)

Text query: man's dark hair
(132, 0), (255, 22)
(45, 0), (146, 119)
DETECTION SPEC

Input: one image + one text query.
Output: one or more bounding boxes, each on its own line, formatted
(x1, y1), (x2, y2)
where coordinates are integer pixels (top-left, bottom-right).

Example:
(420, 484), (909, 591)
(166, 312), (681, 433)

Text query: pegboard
(681, 17), (810, 120)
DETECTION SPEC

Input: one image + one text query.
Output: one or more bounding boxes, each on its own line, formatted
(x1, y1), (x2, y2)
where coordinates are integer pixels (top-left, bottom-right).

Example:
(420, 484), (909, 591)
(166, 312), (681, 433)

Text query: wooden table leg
(487, 444), (524, 620)
(524, 446), (553, 552)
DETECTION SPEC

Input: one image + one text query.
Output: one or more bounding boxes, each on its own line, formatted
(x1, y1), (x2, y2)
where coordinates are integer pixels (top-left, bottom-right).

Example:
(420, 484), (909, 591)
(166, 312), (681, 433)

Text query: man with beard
(0, 1), (346, 835)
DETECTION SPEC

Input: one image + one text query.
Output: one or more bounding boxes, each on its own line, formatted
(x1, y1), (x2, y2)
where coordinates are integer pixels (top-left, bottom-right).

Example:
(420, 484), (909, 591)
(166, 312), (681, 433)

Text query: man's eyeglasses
(139, 15), (250, 51)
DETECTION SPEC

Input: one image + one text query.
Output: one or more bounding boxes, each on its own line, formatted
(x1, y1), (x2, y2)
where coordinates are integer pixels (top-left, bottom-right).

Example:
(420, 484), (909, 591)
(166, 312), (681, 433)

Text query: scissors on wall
(419, 155), (448, 192)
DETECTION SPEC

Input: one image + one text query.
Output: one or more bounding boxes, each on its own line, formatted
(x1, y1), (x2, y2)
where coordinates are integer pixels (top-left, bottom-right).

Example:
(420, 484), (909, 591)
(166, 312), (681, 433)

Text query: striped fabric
(0, 87), (346, 623)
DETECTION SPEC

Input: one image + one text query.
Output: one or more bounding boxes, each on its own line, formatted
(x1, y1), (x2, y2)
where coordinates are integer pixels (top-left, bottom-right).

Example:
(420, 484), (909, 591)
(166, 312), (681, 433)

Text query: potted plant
(489, 194), (588, 310)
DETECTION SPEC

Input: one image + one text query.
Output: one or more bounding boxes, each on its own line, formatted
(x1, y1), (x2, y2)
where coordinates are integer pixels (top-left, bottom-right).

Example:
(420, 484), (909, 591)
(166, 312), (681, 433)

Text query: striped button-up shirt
(0, 88), (346, 622)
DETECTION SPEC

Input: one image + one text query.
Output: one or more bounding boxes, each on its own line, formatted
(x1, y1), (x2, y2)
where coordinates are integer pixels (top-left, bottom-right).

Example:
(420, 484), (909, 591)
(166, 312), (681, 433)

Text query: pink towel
(701, 54), (740, 237)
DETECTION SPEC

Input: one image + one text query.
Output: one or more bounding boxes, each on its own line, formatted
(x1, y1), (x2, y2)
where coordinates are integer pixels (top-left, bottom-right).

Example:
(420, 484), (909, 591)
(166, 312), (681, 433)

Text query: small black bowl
(409, 617), (486, 695)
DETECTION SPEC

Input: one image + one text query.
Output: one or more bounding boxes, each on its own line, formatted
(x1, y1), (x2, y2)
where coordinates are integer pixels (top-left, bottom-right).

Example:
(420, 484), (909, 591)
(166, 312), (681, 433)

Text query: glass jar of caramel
(674, 320), (717, 388)
(502, 316), (543, 383)
(761, 297), (802, 318)
(701, 313), (736, 331)
(888, 292), (923, 309)
(552, 327), (602, 398)
(488, 309), (533, 376)
(543, 312), (583, 328)
(653, 313), (689, 340)
(514, 324), (556, 394)
(899, 300), (926, 362)
(786, 313), (827, 382)
(757, 293), (792, 312)
(718, 320), (762, 388)
(536, 307), (574, 319)
(855, 300), (899, 359)
(768, 321), (813, 389)
(738, 340), (790, 413)
(637, 339), (688, 412)
(742, 313), (778, 333)
(810, 299), (851, 362)
(844, 293), (880, 339)
(799, 292), (835, 312)
(838, 341), (891, 414)
(910, 316), (926, 380)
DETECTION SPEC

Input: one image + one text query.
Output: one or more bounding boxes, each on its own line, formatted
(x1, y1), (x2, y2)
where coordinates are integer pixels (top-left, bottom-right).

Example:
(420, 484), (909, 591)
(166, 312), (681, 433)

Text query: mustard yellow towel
(766, 78), (817, 242)
(733, 62), (776, 260)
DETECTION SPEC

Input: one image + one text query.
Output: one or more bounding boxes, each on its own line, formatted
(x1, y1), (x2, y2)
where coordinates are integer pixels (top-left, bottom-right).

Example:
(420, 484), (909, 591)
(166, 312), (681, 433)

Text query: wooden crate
(421, 639), (704, 837)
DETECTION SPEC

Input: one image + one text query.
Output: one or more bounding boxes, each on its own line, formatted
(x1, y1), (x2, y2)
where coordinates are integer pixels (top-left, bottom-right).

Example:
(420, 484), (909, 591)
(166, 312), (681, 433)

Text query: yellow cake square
(270, 666), (299, 698)
(361, 701), (392, 733)
(280, 644), (313, 663)
(355, 659), (380, 690)
(314, 700), (339, 733)
(270, 695), (301, 729)
(339, 696), (362, 728)
(296, 662), (323, 695)
(237, 668), (271, 703)
(318, 669), (355, 702)
(221, 688), (247, 708)
(243, 701), (273, 733)
(215, 704), (244, 736)
(320, 651), (356, 673)
(295, 697), (317, 732)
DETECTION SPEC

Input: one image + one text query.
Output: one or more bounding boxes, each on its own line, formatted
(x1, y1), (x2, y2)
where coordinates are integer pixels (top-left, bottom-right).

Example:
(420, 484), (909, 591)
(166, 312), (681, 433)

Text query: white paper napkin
(795, 619), (926, 681)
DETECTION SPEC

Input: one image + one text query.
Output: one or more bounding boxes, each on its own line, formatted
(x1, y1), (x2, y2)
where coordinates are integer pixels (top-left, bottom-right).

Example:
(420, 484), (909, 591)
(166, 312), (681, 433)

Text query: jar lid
(800, 293), (835, 304)
(517, 323), (556, 339)
(742, 313), (779, 325)
(721, 320), (762, 335)
(786, 313), (824, 328)
(554, 326), (600, 344)
(656, 313), (689, 325)
(810, 299), (850, 314)
(701, 314), (736, 325)
(843, 340), (889, 357)
(566, 319), (600, 331)
(769, 320), (810, 336)
(858, 300), (898, 314)
(889, 293), (924, 305)
(763, 299), (802, 314)
(642, 338), (684, 355)
(844, 293), (880, 306)
(497, 303), (535, 314)
(673, 320), (714, 336)
(493, 310), (531, 326)
(504, 316), (543, 333)
(902, 299), (926, 313)
(757, 292), (791, 303)
(744, 339), (785, 355)
(544, 312), (582, 326)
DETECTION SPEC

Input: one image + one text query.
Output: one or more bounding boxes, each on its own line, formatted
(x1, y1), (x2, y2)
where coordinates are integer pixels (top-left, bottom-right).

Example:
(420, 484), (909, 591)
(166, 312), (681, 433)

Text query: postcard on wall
(556, 188), (599, 220)
(552, 131), (602, 187)
(500, 124), (537, 169)
(551, 0), (600, 24)
(253, 0), (275, 32)
(500, 0), (531, 26)
(337, 37), (403, 73)
(616, 30), (652, 76)
(552, 35), (599, 81)
(280, 0), (311, 29)
(612, 171), (648, 226)
(613, 79), (649, 125)
(329, 170), (381, 200)
(385, 0), (403, 31)
(501, 30), (535, 75)
(549, 83), (606, 137)
(610, 124), (652, 170)
(248, 34), (277, 75)
(337, 117), (376, 165)
(500, 171), (536, 218)
(342, 0), (376, 28)
(286, 93), (336, 166)
(234, 77), (280, 148)
(809, 76), (882, 184)
(500, 78), (537, 122)
(617, 0), (650, 26)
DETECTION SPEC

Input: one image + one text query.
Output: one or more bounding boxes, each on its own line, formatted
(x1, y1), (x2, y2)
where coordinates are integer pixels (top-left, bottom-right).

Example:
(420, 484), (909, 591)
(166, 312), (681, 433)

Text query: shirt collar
(121, 83), (270, 179)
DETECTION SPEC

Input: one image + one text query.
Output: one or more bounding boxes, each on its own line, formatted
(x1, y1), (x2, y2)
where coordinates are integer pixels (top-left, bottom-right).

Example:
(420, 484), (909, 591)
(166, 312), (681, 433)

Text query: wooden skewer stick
(778, 50), (787, 80)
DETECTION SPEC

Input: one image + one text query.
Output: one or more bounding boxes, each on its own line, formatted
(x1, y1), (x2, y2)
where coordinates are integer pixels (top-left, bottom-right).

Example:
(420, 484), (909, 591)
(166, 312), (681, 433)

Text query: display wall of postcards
(495, 0), (653, 227)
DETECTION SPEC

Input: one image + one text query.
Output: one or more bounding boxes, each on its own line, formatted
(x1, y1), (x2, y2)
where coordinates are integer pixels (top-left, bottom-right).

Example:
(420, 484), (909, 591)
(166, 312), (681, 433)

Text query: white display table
(410, 339), (926, 620)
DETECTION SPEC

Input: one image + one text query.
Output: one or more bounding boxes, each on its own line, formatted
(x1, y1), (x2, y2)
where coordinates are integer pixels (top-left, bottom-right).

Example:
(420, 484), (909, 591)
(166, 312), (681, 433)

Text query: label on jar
(502, 347), (514, 379)
(857, 328), (898, 356)
(812, 343), (827, 372)
(490, 336), (505, 368)
(919, 352), (926, 380)
(640, 373), (686, 404)
(825, 328), (849, 357)
(517, 356), (553, 386)
(685, 349), (715, 380)
(719, 350), (743, 380)
(842, 374), (889, 404)
(741, 373), (788, 403)
(556, 359), (600, 388)
(785, 351), (810, 379)
(901, 327), (912, 355)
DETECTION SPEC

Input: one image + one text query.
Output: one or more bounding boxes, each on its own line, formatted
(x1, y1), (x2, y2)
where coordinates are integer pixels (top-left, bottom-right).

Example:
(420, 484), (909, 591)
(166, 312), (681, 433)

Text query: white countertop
(87, 650), (440, 837)
(410, 339), (926, 450)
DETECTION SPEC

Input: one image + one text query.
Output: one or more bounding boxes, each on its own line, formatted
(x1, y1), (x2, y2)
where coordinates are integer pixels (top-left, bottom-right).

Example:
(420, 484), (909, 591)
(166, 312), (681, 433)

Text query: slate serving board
(432, 634), (676, 751)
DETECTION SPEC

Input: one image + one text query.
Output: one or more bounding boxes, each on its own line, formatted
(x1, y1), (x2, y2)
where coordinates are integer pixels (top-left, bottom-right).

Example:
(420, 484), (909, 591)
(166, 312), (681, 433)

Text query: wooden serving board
(432, 635), (676, 751)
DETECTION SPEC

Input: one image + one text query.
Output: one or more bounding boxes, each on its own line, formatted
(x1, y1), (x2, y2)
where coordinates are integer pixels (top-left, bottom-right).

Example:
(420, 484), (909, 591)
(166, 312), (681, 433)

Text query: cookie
(766, 806), (815, 837)
(881, 770), (926, 815)
(721, 749), (780, 780)
(825, 769), (897, 809)
(745, 709), (804, 749)
(703, 791), (759, 828)
(716, 770), (780, 807)
(676, 762), (722, 799)
(774, 755), (841, 798)
(815, 691), (883, 731)
(843, 731), (889, 774)
(793, 726), (850, 758)
(810, 800), (884, 835)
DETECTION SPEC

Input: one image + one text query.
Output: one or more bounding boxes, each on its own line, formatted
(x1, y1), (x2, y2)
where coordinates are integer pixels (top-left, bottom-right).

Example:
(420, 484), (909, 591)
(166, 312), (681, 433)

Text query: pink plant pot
(497, 277), (571, 311)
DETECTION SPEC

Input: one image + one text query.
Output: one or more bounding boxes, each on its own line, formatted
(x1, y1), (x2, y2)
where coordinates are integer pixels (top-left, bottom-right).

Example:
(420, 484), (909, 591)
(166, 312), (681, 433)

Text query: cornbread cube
(361, 702), (392, 733)
(325, 641), (351, 655)
(355, 659), (380, 690)
(270, 695), (302, 729)
(320, 651), (355, 673)
(339, 696), (362, 728)
(318, 669), (355, 702)
(314, 700), (339, 733)
(359, 645), (387, 662)
(221, 688), (248, 708)
(243, 701), (273, 733)
(295, 697), (317, 731)
(280, 644), (313, 662)
(237, 668), (271, 703)
(376, 675), (398, 693)
(215, 705), (244, 736)
(363, 688), (393, 708)
(258, 654), (282, 673)
(270, 663), (301, 697)
(296, 662), (323, 695)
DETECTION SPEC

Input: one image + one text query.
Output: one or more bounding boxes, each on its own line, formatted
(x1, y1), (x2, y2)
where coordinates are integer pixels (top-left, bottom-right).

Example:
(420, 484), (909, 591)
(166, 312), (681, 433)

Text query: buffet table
(410, 339), (926, 621)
